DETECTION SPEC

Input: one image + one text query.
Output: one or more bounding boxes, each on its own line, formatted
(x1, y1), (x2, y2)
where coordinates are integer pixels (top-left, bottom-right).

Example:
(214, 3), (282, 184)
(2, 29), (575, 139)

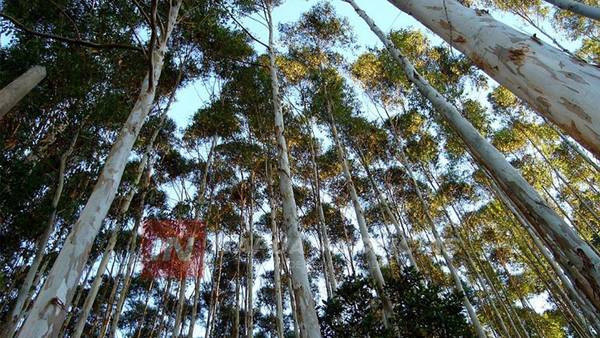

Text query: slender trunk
(205, 238), (224, 338)
(307, 130), (337, 294)
(387, 0), (600, 157)
(375, 108), (485, 334)
(233, 229), (242, 338)
(266, 3), (321, 336)
(3, 128), (78, 338)
(172, 277), (187, 337)
(108, 218), (143, 338)
(97, 252), (127, 338)
(353, 141), (419, 270)
(0, 65), (46, 119)
(520, 125), (600, 225)
(347, 0), (600, 313)
(327, 103), (394, 328)
(186, 135), (217, 338)
(16, 4), (182, 337)
(134, 279), (154, 338)
(245, 173), (255, 338)
(267, 162), (285, 338)
(544, 0), (600, 21)
(72, 223), (120, 338)
(488, 176), (600, 332)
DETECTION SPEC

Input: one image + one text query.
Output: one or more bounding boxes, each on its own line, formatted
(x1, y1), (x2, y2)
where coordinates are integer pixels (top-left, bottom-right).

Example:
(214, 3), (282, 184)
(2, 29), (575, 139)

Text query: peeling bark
(347, 0), (600, 314)
(15, 3), (183, 337)
(389, 0), (600, 158)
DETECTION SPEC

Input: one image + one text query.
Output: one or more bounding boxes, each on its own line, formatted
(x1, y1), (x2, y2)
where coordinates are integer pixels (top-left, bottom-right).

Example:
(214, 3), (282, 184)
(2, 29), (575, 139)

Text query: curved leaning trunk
(15, 3), (183, 337)
(266, 3), (321, 337)
(544, 0), (600, 21)
(346, 0), (600, 314)
(388, 0), (600, 158)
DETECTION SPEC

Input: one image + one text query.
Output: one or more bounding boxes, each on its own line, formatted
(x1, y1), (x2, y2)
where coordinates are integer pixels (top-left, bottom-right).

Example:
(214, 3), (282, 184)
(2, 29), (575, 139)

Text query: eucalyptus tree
(345, 0), (600, 314)
(16, 1), (185, 335)
(265, 1), (322, 335)
(386, 0), (600, 158)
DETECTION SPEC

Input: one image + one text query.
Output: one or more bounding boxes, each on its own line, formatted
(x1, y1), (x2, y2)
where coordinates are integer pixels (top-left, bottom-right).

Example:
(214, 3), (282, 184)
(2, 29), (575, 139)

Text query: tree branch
(0, 12), (143, 52)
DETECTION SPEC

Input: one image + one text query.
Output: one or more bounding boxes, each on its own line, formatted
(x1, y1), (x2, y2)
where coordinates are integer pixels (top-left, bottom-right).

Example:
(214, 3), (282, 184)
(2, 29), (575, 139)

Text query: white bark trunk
(3, 129), (78, 338)
(545, 0), (600, 21)
(72, 224), (119, 338)
(0, 65), (46, 119)
(328, 112), (395, 327)
(266, 3), (321, 336)
(307, 132), (337, 293)
(15, 3), (182, 337)
(172, 278), (187, 336)
(388, 0), (600, 158)
(74, 112), (166, 338)
(268, 163), (285, 338)
(348, 0), (600, 313)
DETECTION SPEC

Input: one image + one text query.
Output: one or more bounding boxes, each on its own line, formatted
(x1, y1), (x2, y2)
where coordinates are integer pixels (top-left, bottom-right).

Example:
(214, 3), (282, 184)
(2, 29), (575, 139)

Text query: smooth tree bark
(267, 162), (285, 338)
(15, 2), (182, 336)
(387, 0), (600, 158)
(327, 110), (395, 328)
(2, 127), (78, 338)
(347, 0), (600, 313)
(381, 110), (485, 337)
(544, 0), (600, 21)
(307, 129), (337, 293)
(266, 1), (321, 336)
(245, 174), (255, 338)
(187, 135), (218, 338)
(0, 65), (46, 119)
(351, 140), (419, 270)
(73, 101), (171, 338)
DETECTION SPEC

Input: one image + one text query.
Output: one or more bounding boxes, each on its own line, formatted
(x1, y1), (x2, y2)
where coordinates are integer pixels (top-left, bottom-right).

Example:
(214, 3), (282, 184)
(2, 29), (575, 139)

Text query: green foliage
(320, 268), (475, 337)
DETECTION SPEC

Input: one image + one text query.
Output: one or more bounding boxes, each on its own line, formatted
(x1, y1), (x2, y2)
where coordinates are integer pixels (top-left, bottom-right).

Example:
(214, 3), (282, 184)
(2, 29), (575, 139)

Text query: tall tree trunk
(233, 228), (242, 338)
(2, 128), (78, 338)
(307, 129), (337, 293)
(134, 279), (154, 338)
(16, 3), (182, 337)
(352, 141), (419, 270)
(267, 162), (285, 338)
(544, 0), (600, 21)
(186, 134), (217, 338)
(245, 172), (255, 338)
(73, 110), (167, 338)
(387, 0), (600, 158)
(0, 65), (46, 119)
(347, 0), (600, 313)
(172, 277), (187, 337)
(488, 175), (600, 332)
(265, 2), (321, 336)
(327, 111), (395, 328)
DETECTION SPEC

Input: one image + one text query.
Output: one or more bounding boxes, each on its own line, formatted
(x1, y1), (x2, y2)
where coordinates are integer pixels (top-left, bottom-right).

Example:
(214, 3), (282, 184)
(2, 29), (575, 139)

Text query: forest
(0, 0), (599, 337)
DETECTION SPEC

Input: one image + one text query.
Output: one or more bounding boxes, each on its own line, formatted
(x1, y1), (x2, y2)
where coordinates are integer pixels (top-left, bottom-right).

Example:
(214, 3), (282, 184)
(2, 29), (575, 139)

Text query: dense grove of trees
(0, 0), (599, 337)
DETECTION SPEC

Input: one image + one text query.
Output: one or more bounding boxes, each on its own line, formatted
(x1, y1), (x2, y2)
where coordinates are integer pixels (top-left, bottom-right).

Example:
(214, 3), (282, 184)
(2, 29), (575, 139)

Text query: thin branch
(147, 0), (159, 91)
(132, 0), (152, 27)
(0, 12), (142, 52)
(48, 0), (82, 40)
(221, 3), (270, 50)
